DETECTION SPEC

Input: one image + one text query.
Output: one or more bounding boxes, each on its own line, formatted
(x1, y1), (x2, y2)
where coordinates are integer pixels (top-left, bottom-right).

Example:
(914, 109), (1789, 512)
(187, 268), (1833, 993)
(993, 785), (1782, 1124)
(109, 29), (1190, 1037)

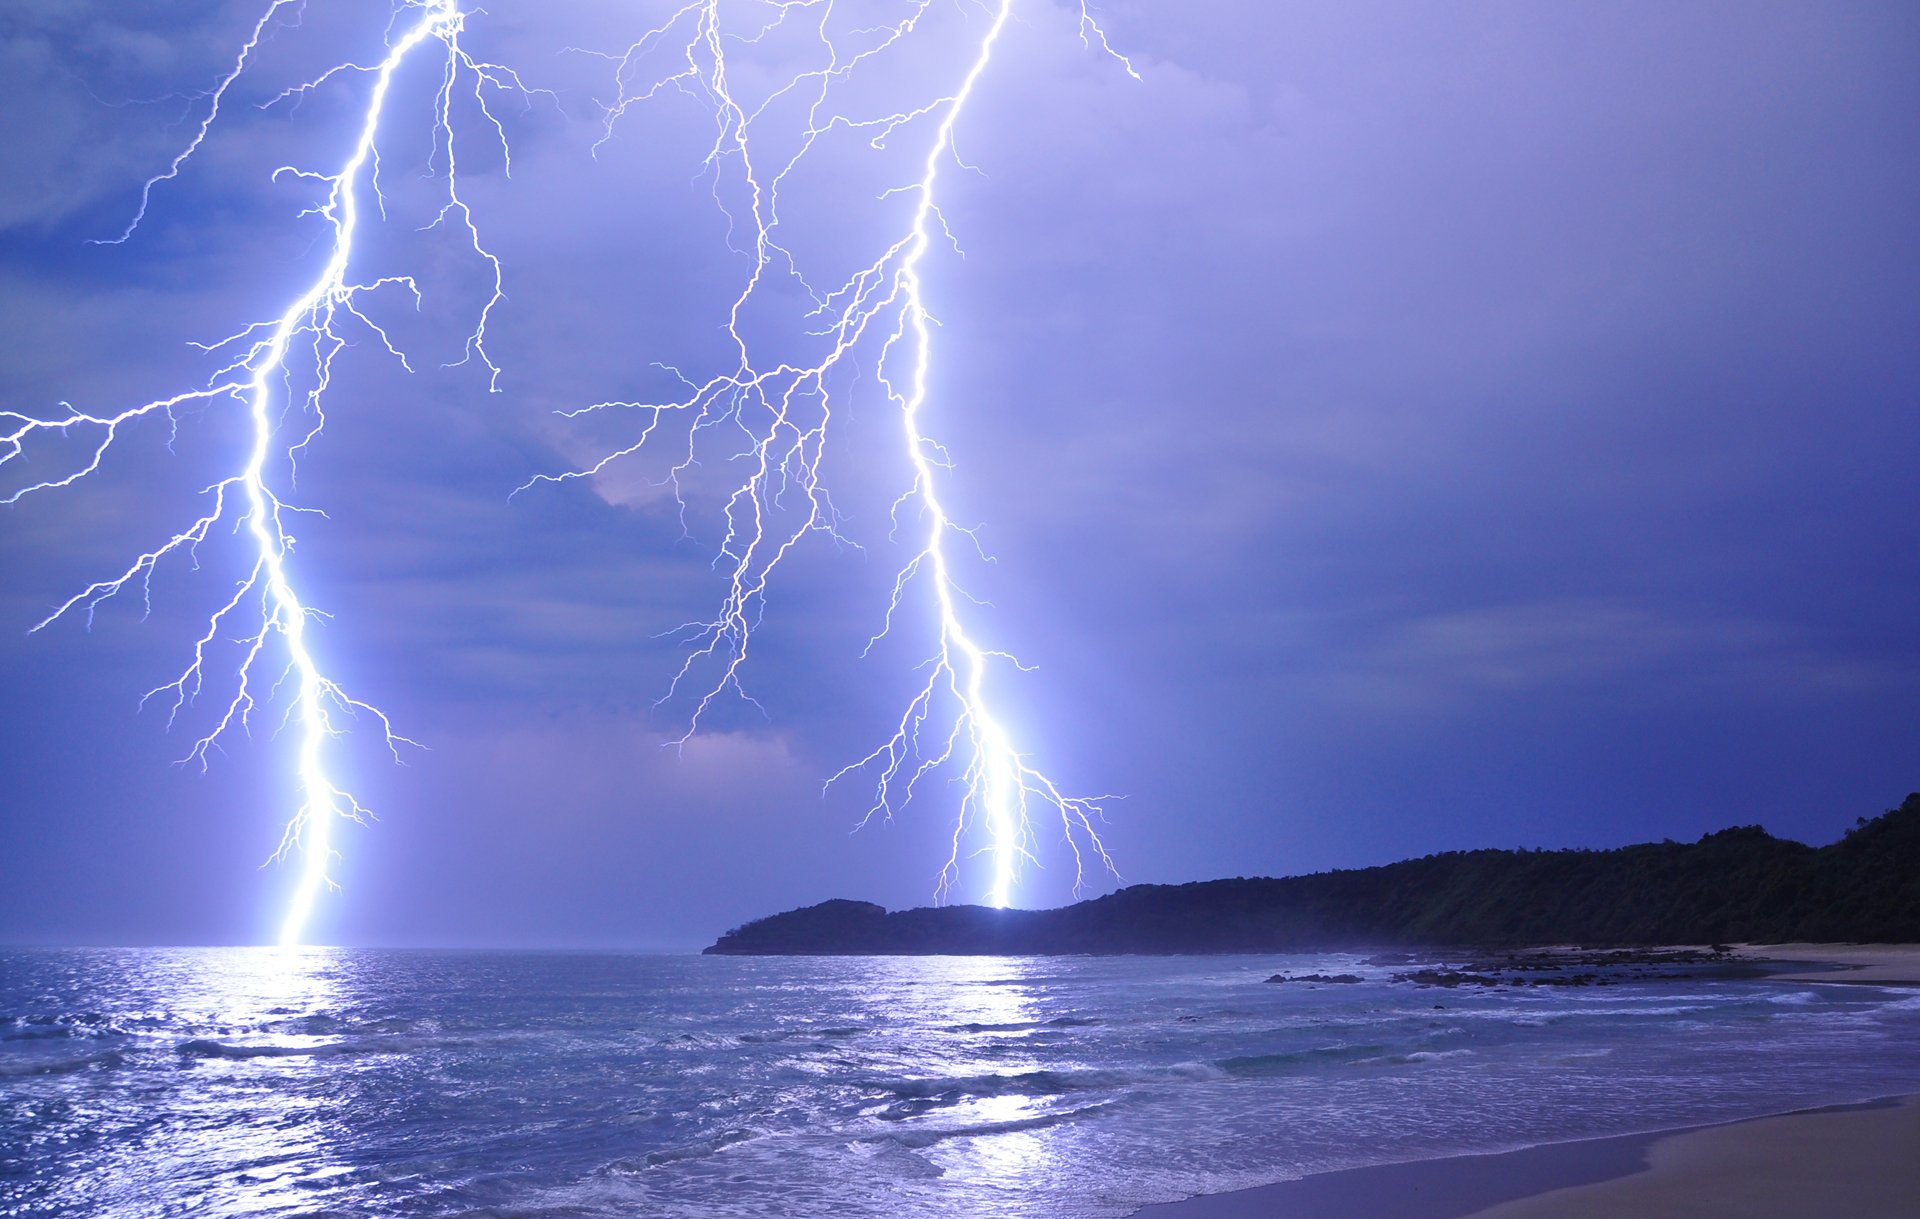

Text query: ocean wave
(603, 1128), (759, 1172)
(943, 1016), (1101, 1034)
(259, 1013), (424, 1037)
(1, 1012), (170, 1042)
(879, 1062), (1223, 1106)
(855, 1139), (946, 1180)
(739, 1024), (869, 1044)
(873, 1099), (1122, 1149)
(0, 1048), (126, 1077)
(1216, 1044), (1390, 1076)
(1355, 1049), (1477, 1066)
(1, 1020), (83, 1043)
(1548, 1048), (1617, 1063)
(661, 1031), (739, 1051)
(174, 1035), (437, 1061)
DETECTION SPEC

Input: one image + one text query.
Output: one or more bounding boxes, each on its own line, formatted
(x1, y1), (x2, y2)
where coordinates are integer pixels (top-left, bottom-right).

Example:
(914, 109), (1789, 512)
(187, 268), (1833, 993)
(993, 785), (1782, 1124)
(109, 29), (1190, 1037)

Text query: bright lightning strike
(532, 0), (1131, 906)
(3, 0), (519, 946)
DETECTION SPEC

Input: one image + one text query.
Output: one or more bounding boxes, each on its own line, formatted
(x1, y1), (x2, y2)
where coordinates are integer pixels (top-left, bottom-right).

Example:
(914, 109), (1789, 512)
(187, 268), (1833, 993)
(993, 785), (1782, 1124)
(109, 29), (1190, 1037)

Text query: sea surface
(4, 948), (1920, 1218)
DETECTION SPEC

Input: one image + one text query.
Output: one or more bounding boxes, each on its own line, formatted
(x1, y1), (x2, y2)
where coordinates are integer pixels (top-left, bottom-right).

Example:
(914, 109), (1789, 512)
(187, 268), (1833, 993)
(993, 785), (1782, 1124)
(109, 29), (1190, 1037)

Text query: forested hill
(705, 794), (1920, 954)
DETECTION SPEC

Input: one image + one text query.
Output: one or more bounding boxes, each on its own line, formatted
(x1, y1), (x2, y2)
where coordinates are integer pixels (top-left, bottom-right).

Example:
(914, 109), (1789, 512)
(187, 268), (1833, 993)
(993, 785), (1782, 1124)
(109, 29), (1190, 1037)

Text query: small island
(706, 793), (1920, 955)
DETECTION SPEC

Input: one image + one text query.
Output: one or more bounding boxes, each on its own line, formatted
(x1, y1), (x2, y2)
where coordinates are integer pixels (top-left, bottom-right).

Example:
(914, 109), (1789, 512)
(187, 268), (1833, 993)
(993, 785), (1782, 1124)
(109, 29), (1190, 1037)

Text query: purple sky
(2, 1), (1916, 948)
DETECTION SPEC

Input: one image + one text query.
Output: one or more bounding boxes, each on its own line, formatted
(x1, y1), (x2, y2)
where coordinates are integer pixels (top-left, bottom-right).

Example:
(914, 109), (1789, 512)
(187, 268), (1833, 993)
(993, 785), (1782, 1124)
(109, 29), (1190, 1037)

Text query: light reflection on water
(4, 949), (1920, 1218)
(4, 947), (358, 1217)
(158, 948), (350, 1217)
(886, 956), (1063, 1189)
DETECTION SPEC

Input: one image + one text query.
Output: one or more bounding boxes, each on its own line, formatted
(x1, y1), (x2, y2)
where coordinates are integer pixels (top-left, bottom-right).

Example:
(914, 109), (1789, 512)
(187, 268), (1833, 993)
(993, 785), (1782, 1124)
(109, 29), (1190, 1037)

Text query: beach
(1134, 945), (1920, 1219)
(1733, 942), (1920, 987)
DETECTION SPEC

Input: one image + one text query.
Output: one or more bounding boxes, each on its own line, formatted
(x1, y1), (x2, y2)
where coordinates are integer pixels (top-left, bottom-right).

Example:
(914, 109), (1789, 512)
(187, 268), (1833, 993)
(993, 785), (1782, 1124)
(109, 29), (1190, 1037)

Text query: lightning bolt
(531, 1), (1132, 906)
(3, 0), (519, 945)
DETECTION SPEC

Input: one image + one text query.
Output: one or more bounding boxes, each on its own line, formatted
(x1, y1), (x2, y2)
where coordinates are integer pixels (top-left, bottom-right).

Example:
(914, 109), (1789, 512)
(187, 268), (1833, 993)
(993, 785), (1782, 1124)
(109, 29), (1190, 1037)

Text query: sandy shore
(1131, 1097), (1920, 1219)
(1737, 942), (1920, 985)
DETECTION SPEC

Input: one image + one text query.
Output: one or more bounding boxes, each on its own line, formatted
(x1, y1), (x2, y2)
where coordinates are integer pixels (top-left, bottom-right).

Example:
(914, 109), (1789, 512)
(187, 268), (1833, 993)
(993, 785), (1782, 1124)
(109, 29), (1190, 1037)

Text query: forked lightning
(531, 0), (1130, 905)
(3, 0), (516, 944)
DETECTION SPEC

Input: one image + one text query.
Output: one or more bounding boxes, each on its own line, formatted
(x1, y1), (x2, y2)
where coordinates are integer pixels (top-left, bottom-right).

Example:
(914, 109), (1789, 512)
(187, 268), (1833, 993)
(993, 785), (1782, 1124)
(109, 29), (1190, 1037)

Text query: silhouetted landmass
(705, 794), (1920, 955)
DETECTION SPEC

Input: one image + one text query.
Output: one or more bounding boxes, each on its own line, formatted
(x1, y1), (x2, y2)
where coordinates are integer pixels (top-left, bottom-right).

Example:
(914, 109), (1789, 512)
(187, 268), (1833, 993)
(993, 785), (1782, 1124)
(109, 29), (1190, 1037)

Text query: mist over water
(5, 948), (1919, 1217)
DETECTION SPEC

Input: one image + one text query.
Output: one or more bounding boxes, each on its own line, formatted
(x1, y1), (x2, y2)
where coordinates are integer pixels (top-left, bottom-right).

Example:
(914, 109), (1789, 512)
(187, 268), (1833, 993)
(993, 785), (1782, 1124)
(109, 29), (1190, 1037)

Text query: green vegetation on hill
(706, 793), (1920, 954)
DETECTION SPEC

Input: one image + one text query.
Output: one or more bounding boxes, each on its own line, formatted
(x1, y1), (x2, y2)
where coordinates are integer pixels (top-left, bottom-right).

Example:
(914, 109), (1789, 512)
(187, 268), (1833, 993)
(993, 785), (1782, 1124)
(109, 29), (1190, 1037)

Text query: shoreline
(1733, 941), (1920, 986)
(1131, 1096), (1920, 1219)
(1133, 943), (1920, 1219)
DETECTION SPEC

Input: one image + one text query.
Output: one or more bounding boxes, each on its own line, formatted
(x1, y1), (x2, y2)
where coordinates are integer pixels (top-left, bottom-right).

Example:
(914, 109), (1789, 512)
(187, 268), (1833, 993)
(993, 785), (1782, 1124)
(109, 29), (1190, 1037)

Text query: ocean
(4, 948), (1919, 1217)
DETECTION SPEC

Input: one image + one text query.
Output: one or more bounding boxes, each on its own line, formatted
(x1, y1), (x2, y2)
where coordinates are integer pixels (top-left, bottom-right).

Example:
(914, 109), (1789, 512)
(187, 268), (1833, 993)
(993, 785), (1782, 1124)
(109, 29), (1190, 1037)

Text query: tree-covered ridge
(706, 794), (1920, 954)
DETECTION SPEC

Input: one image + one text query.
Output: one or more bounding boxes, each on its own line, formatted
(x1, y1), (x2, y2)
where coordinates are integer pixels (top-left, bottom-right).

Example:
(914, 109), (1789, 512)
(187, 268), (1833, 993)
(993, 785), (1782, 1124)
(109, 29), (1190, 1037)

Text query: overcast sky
(2, 0), (1915, 948)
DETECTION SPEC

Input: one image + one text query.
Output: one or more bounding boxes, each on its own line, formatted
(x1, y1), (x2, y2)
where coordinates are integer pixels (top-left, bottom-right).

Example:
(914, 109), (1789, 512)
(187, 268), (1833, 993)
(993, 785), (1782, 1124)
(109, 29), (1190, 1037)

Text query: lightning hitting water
(2, 0), (516, 945)
(530, 1), (1131, 905)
